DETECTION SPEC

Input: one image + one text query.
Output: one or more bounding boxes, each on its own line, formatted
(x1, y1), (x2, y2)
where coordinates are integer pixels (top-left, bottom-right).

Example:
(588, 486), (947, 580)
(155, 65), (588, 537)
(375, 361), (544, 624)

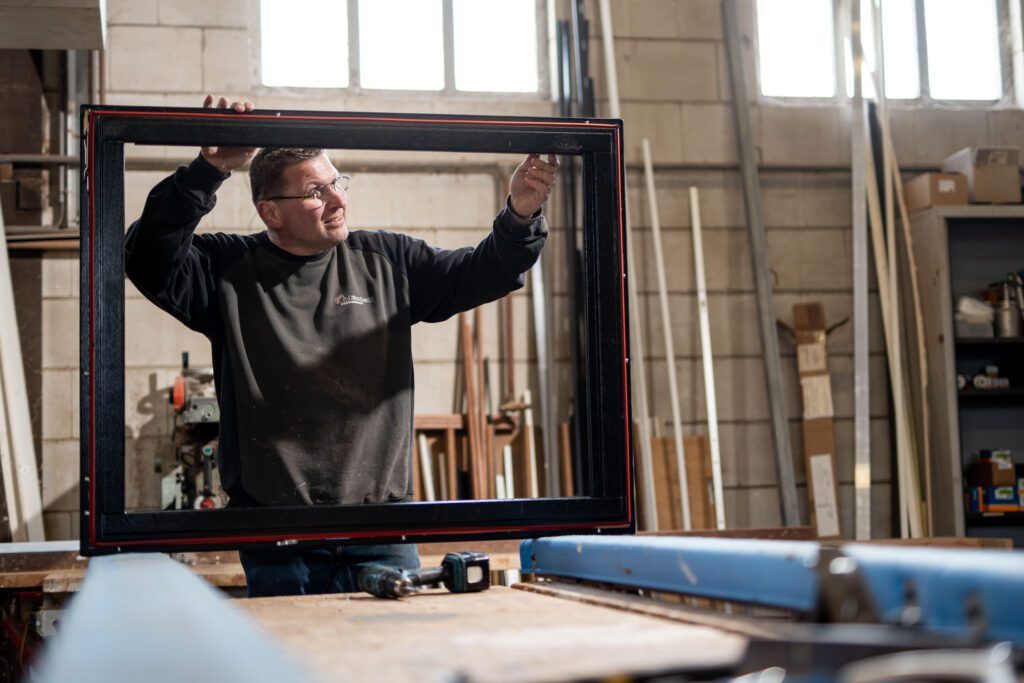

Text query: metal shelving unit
(907, 205), (1024, 546)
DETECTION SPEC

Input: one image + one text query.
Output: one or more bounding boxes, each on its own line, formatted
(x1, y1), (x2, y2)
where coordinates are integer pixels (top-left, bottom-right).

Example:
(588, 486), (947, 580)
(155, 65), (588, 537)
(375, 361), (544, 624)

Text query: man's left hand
(510, 154), (560, 219)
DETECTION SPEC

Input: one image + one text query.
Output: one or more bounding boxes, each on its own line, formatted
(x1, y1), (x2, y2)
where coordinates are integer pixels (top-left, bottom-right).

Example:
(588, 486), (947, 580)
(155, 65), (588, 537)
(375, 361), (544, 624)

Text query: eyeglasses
(265, 175), (350, 204)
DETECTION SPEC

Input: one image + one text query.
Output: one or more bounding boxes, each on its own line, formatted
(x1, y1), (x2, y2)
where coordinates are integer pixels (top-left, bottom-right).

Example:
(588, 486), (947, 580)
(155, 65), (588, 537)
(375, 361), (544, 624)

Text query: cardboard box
(793, 302), (841, 539)
(966, 459), (1016, 487)
(942, 147), (1021, 204)
(966, 485), (1020, 513)
(980, 448), (1013, 463)
(985, 485), (1018, 511)
(1017, 463), (1024, 504)
(903, 172), (968, 213)
(802, 418), (841, 538)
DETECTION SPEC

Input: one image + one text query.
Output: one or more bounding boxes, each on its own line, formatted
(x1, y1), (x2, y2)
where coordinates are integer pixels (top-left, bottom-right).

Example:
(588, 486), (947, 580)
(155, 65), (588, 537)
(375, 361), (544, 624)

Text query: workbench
(7, 532), (1022, 682)
(21, 549), (753, 683)
(239, 586), (747, 682)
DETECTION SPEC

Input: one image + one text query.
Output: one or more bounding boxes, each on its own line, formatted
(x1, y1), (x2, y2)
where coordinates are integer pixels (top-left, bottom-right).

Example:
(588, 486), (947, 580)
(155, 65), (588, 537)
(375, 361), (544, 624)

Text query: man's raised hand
(509, 154), (560, 219)
(199, 94), (258, 174)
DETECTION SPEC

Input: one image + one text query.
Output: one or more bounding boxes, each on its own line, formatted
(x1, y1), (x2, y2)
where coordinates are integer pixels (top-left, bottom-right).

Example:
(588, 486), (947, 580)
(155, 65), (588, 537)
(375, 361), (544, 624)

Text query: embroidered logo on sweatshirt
(335, 294), (375, 306)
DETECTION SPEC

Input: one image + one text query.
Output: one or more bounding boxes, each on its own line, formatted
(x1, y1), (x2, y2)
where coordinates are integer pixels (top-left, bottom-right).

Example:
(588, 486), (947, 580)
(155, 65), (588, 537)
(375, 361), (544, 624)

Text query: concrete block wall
(34, 0), (1024, 537)
(593, 0), (1024, 534)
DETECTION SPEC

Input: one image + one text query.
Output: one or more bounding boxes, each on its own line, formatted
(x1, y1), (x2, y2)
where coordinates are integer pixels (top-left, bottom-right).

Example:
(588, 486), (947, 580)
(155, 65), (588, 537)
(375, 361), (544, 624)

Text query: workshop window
(756, 0), (838, 98)
(260, 0), (350, 88)
(260, 0), (542, 95)
(756, 0), (1009, 104)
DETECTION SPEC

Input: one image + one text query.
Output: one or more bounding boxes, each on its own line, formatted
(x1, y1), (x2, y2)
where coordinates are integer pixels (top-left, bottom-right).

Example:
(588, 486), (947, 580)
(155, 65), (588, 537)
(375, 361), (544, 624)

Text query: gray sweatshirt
(124, 155), (547, 506)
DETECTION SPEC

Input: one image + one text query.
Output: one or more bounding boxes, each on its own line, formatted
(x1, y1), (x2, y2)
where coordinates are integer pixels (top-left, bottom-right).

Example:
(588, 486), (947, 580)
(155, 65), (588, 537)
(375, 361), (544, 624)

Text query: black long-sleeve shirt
(124, 155), (547, 506)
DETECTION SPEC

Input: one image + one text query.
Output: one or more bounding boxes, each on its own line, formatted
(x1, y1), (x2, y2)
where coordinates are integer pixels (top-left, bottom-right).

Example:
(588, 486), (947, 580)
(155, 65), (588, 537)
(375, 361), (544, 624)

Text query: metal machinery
(165, 352), (222, 511)
(520, 536), (1024, 680)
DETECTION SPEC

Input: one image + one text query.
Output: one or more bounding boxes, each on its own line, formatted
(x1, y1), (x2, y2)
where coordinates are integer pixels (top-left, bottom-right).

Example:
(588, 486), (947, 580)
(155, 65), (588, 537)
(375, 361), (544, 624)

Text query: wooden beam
(458, 312), (481, 498)
(890, 149), (933, 536)
(0, 196), (43, 541)
(689, 188), (726, 530)
(530, 258), (560, 497)
(0, 367), (21, 540)
(641, 139), (690, 530)
(863, 122), (923, 539)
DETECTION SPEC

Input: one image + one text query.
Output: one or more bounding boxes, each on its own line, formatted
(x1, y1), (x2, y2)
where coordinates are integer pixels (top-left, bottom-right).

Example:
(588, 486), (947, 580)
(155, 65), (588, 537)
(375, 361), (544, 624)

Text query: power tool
(358, 551), (490, 599)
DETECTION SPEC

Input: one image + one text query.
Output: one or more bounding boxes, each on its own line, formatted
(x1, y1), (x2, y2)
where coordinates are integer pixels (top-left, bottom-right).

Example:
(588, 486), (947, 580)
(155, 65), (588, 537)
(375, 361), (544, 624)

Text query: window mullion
(1012, 0), (1024, 106)
(349, 0), (361, 90)
(996, 0), (1014, 103)
(835, 0), (849, 100)
(443, 0), (456, 94)
(914, 0), (931, 100)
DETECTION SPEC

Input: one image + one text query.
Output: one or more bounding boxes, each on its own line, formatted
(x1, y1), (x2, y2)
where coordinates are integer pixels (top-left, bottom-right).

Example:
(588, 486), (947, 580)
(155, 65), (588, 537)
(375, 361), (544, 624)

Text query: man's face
(261, 154), (349, 255)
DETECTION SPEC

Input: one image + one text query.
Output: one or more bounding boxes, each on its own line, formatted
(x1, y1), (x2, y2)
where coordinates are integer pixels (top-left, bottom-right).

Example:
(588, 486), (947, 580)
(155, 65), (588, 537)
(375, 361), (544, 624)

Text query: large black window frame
(79, 105), (633, 555)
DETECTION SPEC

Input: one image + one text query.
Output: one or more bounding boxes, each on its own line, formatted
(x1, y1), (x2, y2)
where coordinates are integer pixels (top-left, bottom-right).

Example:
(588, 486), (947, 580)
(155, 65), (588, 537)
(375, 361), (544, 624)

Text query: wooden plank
(649, 437), (679, 530)
(650, 437), (716, 531)
(411, 433), (423, 501)
(444, 427), (457, 500)
(825, 537), (1013, 551)
(4, 563), (249, 593)
(559, 422), (574, 497)
(413, 414), (464, 430)
(502, 295), (515, 398)
(0, 360), (21, 541)
(502, 443), (515, 499)
(522, 389), (540, 498)
(888, 131), (933, 537)
(417, 433), (436, 502)
(529, 256), (560, 498)
(684, 436), (716, 531)
(639, 527), (817, 541)
(0, 193), (43, 540)
(516, 581), (780, 640)
(908, 209), (964, 536)
(473, 309), (490, 499)
(642, 139), (690, 530)
(0, 549), (247, 590)
(689, 188), (725, 529)
(864, 127), (924, 539)
(239, 585), (747, 682)
(458, 313), (481, 498)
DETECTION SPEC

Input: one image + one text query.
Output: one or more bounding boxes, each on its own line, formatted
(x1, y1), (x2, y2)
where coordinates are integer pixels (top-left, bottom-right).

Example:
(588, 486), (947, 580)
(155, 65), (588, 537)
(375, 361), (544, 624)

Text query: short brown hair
(248, 147), (324, 204)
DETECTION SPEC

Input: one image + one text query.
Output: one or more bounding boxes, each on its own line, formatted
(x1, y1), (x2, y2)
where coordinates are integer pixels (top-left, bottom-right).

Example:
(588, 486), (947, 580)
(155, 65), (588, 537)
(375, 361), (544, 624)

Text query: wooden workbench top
(237, 585), (747, 682)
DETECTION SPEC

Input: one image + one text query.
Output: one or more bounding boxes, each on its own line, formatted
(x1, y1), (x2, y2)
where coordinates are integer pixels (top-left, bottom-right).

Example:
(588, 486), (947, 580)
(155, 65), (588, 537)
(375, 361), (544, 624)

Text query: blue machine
(521, 536), (1024, 643)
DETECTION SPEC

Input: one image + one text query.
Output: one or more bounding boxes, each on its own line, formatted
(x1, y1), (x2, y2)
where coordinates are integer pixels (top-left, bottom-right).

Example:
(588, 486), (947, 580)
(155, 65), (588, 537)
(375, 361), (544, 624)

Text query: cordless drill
(359, 551), (490, 599)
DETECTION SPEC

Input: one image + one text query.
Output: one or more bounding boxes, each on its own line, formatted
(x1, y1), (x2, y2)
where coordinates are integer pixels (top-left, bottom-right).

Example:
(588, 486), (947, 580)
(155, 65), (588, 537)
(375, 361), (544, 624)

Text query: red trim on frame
(614, 126), (633, 525)
(89, 519), (631, 549)
(86, 109), (620, 129)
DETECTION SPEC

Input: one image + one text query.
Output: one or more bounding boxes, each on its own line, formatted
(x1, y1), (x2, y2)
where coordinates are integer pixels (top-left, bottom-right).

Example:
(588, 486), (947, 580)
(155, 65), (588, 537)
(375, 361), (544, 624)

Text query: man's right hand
(199, 94), (258, 174)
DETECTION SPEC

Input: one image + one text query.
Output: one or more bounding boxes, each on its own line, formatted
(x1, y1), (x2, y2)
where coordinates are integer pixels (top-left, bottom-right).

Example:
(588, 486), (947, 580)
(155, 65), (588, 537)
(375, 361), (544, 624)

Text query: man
(125, 96), (558, 596)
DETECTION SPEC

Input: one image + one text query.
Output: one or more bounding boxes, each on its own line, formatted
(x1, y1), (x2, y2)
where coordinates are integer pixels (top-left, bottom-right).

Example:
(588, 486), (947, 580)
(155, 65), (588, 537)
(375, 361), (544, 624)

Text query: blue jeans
(239, 544), (421, 597)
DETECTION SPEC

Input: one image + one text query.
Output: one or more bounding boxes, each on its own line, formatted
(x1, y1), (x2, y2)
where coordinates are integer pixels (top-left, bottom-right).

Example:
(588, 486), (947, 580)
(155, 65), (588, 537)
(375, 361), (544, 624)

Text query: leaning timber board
(237, 585), (747, 682)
